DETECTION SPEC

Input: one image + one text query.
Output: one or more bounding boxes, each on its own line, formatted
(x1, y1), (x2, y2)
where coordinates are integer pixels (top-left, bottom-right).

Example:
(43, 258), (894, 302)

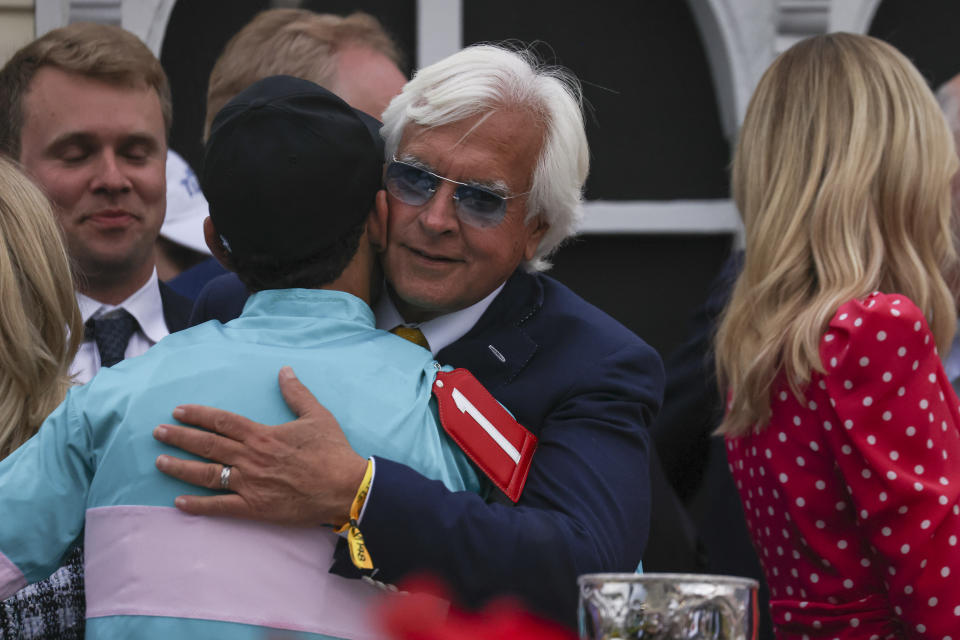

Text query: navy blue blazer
(166, 258), (229, 302)
(189, 269), (664, 626)
(188, 272), (248, 325)
(158, 280), (193, 333)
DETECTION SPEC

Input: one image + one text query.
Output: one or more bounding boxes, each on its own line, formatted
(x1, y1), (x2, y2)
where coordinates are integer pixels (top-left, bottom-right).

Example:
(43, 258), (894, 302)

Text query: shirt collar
(244, 288), (375, 327)
(75, 269), (168, 343)
(374, 282), (505, 355)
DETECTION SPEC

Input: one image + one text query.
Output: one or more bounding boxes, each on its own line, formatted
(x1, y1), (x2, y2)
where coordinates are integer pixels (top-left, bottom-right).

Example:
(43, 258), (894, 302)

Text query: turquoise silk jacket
(0, 289), (482, 640)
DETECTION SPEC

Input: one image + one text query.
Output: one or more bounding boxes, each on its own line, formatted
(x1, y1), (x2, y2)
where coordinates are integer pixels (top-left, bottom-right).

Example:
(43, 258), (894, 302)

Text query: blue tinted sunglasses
(385, 158), (529, 228)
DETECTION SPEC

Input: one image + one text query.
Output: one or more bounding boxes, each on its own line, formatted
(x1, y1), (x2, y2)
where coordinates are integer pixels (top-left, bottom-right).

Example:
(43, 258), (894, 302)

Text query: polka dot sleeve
(820, 293), (960, 637)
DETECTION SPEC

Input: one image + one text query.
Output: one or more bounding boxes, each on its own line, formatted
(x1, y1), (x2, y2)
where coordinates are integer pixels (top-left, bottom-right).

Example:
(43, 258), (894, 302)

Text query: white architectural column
(0, 0), (34, 63)
(122, 0), (174, 57)
(688, 0), (776, 142)
(579, 200), (741, 236)
(37, 0), (120, 34)
(776, 0), (829, 52)
(679, 0), (777, 246)
(34, 0), (65, 36)
(829, 0), (881, 33)
(416, 0), (461, 68)
(775, 0), (880, 51)
(35, 0), (173, 57)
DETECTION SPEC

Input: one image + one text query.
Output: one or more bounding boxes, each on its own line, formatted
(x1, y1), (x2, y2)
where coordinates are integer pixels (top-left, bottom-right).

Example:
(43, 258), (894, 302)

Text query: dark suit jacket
(190, 269), (664, 627)
(652, 251), (742, 499)
(361, 270), (663, 626)
(166, 258), (229, 302)
(189, 272), (249, 326)
(158, 280), (194, 333)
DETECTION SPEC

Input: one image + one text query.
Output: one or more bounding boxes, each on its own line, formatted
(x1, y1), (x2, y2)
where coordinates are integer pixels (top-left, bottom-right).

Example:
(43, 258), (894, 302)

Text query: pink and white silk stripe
(85, 505), (390, 639)
(0, 550), (27, 600)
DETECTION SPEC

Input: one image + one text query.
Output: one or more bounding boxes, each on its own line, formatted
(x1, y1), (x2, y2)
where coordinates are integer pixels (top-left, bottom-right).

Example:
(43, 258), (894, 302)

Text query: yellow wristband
(335, 458), (374, 570)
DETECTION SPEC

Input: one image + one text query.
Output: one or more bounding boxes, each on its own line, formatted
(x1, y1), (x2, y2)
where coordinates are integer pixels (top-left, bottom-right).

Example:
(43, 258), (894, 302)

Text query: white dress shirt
(374, 283), (505, 355)
(362, 282), (506, 525)
(71, 270), (170, 384)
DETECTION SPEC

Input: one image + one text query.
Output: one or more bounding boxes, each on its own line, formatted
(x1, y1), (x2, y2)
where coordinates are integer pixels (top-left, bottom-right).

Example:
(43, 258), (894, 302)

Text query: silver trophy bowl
(578, 573), (758, 640)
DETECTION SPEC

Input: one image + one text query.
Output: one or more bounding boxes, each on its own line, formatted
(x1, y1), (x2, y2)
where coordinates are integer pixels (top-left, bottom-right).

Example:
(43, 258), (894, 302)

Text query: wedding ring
(220, 465), (232, 490)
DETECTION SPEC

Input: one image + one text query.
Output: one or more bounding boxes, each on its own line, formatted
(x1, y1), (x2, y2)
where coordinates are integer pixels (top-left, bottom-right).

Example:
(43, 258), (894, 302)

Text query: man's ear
(523, 215), (550, 262)
(203, 217), (234, 270)
(366, 189), (389, 253)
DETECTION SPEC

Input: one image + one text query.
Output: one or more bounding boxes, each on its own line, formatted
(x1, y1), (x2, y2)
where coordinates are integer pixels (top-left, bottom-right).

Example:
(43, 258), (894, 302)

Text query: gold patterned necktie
(390, 325), (430, 351)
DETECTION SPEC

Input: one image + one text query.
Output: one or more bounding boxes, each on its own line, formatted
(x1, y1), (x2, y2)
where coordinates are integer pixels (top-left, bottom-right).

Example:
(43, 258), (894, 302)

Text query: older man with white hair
(161, 44), (665, 627)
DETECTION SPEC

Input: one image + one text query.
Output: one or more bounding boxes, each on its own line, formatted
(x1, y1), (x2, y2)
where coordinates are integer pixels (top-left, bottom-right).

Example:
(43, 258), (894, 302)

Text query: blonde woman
(0, 155), (82, 639)
(0, 154), (81, 459)
(717, 34), (960, 638)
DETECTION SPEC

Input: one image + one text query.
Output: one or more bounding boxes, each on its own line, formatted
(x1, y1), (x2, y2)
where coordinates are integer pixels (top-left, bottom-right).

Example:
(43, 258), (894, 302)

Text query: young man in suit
(159, 44), (666, 628)
(0, 23), (192, 384)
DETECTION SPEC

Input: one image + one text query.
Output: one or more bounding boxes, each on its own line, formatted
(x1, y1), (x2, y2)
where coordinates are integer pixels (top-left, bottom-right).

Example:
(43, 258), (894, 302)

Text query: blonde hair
(0, 22), (171, 158)
(204, 9), (402, 139)
(0, 156), (82, 458)
(716, 33), (959, 437)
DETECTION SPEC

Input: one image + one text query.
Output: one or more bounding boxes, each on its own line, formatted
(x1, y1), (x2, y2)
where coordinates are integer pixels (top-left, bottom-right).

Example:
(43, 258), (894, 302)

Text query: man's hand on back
(153, 366), (367, 527)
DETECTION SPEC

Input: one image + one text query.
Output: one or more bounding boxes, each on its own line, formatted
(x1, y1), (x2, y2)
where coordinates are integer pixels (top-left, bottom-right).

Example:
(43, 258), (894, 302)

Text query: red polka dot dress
(726, 293), (960, 639)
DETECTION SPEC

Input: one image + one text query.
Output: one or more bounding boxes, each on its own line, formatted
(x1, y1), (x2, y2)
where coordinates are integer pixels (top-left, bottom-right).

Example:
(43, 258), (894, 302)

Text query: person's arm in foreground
(154, 348), (663, 626)
(154, 367), (365, 528)
(0, 391), (90, 598)
(822, 295), (960, 637)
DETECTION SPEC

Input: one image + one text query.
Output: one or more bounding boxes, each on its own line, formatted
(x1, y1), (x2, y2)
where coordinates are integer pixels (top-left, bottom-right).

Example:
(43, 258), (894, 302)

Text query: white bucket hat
(161, 150), (211, 255)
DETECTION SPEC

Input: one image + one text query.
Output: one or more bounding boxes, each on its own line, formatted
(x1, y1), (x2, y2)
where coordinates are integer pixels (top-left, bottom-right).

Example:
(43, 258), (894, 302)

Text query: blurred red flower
(378, 575), (576, 640)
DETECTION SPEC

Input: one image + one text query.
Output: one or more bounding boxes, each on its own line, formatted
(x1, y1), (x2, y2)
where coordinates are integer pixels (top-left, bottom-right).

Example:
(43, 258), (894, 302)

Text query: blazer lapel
(437, 270), (542, 391)
(158, 281), (194, 334)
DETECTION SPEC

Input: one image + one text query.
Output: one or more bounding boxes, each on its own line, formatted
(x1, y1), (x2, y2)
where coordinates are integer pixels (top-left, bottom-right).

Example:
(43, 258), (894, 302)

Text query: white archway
(687, 0), (775, 140)
(35, 0), (175, 57)
(830, 0), (881, 34)
(124, 0), (176, 57)
(686, 0), (880, 143)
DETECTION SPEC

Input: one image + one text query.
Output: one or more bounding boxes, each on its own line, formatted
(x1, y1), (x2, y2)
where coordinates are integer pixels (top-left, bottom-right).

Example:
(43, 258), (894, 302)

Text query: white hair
(381, 44), (589, 271)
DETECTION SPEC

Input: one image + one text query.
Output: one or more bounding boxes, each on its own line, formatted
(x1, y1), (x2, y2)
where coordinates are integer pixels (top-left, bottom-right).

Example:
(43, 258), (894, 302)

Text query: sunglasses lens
(386, 160), (512, 228)
(385, 162), (436, 205)
(454, 186), (507, 228)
